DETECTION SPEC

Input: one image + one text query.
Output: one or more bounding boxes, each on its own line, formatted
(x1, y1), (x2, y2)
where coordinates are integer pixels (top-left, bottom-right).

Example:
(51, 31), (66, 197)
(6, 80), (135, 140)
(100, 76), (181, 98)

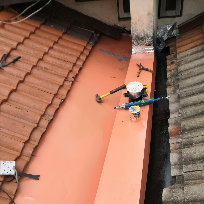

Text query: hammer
(96, 84), (126, 103)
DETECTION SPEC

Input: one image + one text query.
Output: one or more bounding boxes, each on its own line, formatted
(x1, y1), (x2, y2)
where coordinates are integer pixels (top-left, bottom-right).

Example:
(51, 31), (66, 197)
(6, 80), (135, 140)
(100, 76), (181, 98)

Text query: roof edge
(178, 12), (204, 34)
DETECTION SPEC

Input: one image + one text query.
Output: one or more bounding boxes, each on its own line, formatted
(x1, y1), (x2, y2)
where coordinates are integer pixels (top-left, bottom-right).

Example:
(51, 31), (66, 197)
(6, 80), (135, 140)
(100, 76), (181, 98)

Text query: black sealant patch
(98, 49), (130, 61)
(144, 49), (172, 204)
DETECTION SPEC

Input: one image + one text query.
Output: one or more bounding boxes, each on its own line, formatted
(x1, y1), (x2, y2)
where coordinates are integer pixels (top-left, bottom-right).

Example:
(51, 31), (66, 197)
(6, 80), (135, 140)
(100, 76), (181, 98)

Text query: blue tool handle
(125, 98), (159, 109)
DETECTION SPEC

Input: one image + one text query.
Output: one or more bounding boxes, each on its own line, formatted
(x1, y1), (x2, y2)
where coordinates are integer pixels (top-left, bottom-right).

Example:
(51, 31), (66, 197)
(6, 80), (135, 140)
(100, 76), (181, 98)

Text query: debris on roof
(0, 7), (96, 203)
(162, 21), (204, 203)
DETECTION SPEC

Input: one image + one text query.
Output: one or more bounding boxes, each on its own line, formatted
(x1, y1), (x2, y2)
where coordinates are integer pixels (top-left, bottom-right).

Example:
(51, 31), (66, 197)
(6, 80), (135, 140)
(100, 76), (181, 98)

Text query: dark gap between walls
(144, 48), (172, 204)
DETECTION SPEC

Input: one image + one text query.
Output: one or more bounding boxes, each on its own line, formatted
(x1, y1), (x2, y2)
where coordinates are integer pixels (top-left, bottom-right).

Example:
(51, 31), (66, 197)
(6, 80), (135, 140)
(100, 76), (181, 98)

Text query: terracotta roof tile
(53, 43), (81, 57)
(0, 28), (25, 42)
(44, 105), (58, 118)
(20, 144), (35, 158)
(38, 116), (50, 129)
(10, 49), (39, 64)
(57, 86), (71, 99)
(23, 39), (50, 52)
(0, 132), (24, 153)
(17, 16), (42, 27)
(37, 60), (68, 77)
(62, 33), (87, 46)
(11, 20), (37, 32)
(17, 83), (54, 102)
(9, 91), (49, 112)
(0, 72), (21, 88)
(0, 42), (14, 53)
(48, 48), (77, 63)
(43, 54), (73, 70)
(40, 24), (64, 36)
(0, 126), (27, 143)
(1, 102), (41, 124)
(0, 11), (16, 20)
(4, 23), (32, 38)
(72, 65), (81, 74)
(50, 96), (61, 108)
(58, 38), (85, 51)
(17, 44), (44, 58)
(76, 58), (85, 67)
(30, 33), (55, 47)
(31, 67), (65, 85)
(0, 35), (19, 48)
(66, 26), (93, 42)
(0, 84), (14, 99)
(0, 113), (34, 138)
(28, 128), (45, 145)
(35, 28), (60, 42)
(24, 75), (59, 94)
(5, 56), (33, 71)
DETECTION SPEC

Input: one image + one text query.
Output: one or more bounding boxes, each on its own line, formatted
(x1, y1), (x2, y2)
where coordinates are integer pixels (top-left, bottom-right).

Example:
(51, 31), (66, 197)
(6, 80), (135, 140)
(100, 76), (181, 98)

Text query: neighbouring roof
(11, 0), (123, 40)
(162, 18), (204, 203)
(0, 6), (99, 203)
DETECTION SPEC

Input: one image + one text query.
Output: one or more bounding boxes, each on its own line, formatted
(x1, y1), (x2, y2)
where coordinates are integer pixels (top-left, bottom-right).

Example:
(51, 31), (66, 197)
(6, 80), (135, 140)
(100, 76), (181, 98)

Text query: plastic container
(129, 106), (140, 122)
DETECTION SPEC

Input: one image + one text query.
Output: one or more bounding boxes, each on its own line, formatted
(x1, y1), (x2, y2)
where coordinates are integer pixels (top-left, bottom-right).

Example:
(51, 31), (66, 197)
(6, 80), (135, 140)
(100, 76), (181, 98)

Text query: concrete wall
(158, 0), (204, 26)
(130, 0), (154, 46)
(154, 0), (159, 47)
(56, 0), (131, 30)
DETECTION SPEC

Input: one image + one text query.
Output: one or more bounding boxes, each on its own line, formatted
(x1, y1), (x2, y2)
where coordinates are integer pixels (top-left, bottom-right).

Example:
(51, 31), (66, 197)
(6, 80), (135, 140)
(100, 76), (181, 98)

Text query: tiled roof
(0, 8), (95, 203)
(162, 24), (204, 203)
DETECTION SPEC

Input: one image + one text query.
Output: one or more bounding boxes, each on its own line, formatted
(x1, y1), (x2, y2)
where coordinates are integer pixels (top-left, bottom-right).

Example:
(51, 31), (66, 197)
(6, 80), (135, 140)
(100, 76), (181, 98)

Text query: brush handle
(110, 84), (126, 94)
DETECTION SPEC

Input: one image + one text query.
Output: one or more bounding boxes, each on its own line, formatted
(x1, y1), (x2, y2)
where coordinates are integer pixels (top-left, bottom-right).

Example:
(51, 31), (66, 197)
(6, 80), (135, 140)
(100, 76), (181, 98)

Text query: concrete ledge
(94, 50), (155, 204)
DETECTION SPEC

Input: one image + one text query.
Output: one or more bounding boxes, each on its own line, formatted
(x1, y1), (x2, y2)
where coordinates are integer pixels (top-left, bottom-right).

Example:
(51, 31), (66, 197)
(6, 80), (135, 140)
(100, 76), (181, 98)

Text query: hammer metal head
(96, 94), (103, 103)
